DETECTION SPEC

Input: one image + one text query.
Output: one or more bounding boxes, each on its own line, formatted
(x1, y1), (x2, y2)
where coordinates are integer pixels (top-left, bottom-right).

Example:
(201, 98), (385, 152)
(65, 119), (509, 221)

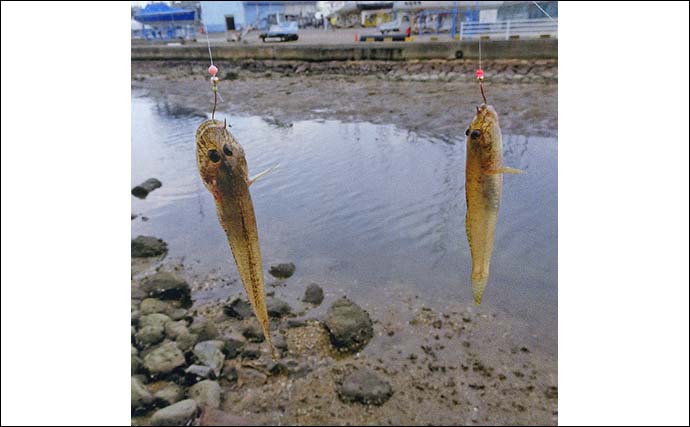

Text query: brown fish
(465, 104), (523, 305)
(196, 119), (278, 358)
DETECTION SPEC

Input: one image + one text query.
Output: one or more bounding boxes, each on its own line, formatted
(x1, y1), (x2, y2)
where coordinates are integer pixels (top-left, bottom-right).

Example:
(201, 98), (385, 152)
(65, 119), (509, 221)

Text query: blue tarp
(134, 3), (195, 24)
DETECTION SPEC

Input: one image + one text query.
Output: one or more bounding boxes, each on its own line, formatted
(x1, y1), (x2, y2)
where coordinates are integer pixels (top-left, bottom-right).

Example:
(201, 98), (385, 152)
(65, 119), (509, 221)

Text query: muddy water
(132, 95), (557, 354)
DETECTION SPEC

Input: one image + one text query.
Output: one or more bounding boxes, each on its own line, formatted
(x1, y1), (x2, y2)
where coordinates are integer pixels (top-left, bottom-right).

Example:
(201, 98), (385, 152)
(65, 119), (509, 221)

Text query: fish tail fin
(256, 313), (278, 360)
(472, 277), (488, 305)
(264, 330), (278, 360)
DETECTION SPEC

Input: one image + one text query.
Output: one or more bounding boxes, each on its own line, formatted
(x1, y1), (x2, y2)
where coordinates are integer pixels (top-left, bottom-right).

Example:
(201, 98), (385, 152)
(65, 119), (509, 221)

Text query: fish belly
(216, 187), (272, 338)
(465, 163), (502, 304)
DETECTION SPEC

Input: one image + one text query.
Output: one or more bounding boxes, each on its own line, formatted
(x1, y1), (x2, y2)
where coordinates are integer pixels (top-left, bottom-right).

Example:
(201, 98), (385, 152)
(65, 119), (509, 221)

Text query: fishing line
(531, 1), (556, 22)
(475, 1), (487, 104)
(204, 23), (214, 66)
(204, 23), (222, 120)
(477, 6), (482, 70)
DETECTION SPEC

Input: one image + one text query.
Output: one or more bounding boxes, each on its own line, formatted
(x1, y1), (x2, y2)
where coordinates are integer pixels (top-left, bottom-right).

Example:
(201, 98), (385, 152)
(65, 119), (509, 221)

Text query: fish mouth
(196, 119), (224, 139)
(475, 103), (499, 123)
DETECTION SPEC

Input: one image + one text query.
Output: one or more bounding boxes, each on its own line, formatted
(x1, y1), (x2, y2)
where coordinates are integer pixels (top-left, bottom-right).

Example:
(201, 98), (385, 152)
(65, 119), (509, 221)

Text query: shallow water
(132, 96), (557, 353)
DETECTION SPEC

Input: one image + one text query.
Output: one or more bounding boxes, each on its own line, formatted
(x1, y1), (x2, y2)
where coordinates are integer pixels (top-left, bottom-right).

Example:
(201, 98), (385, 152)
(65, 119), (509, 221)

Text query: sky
(131, 1), (170, 7)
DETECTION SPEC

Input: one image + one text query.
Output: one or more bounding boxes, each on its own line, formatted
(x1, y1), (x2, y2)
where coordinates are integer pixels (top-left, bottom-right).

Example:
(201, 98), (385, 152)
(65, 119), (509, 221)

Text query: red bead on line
(208, 65), (218, 76)
(476, 69), (484, 80)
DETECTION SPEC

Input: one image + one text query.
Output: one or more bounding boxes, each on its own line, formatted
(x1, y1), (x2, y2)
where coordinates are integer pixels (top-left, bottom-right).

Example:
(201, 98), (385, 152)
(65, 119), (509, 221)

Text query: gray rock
(175, 331), (199, 352)
(303, 283), (324, 305)
(193, 341), (225, 377)
(131, 285), (147, 301)
(165, 320), (189, 340)
(188, 380), (221, 409)
(139, 313), (172, 329)
(153, 382), (184, 406)
(242, 322), (265, 343)
(131, 376), (154, 411)
(136, 325), (165, 348)
(131, 326), (136, 337)
(224, 337), (245, 359)
(273, 333), (288, 353)
(132, 355), (142, 375)
(140, 298), (174, 316)
(185, 364), (214, 382)
(131, 310), (141, 324)
(266, 297), (292, 318)
(268, 262), (295, 279)
(188, 317), (219, 341)
(337, 367), (393, 405)
(131, 178), (162, 199)
(150, 399), (198, 426)
(132, 235), (168, 258)
(323, 297), (374, 352)
(203, 340), (227, 352)
(143, 342), (186, 374)
(140, 272), (191, 305)
(131, 344), (138, 356)
(169, 308), (188, 321)
(240, 346), (261, 360)
(223, 298), (253, 319)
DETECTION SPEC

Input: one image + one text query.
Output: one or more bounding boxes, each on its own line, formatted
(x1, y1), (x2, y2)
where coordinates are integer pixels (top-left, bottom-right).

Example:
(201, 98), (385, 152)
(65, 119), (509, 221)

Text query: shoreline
(132, 59), (557, 139)
(132, 254), (557, 426)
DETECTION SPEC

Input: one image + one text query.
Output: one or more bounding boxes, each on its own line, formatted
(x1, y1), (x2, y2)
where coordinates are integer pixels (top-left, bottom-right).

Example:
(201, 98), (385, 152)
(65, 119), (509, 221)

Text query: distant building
(328, 1), (557, 29)
(200, 1), (318, 33)
(133, 3), (198, 40)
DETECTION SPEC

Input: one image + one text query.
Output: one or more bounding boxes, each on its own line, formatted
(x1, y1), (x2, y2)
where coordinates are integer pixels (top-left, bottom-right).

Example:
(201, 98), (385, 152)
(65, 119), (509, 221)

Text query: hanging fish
(465, 103), (523, 304)
(196, 119), (278, 358)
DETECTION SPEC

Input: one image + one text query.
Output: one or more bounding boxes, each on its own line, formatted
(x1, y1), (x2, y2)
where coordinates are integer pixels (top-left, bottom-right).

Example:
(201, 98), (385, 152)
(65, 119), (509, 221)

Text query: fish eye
(471, 130), (481, 139)
(208, 149), (221, 163)
(222, 144), (232, 156)
(465, 128), (470, 136)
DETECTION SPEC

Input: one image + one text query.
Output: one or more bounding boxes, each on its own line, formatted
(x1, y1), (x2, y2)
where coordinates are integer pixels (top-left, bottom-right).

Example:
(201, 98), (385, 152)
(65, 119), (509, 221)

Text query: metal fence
(458, 18), (557, 40)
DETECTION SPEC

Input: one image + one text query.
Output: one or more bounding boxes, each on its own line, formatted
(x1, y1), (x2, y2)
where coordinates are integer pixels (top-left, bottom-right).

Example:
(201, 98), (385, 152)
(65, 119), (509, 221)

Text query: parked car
(378, 12), (411, 35)
(259, 13), (299, 42)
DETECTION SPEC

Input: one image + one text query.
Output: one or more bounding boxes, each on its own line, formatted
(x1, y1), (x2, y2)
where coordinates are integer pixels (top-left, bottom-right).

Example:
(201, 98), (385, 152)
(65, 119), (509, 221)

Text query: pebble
(150, 399), (198, 426)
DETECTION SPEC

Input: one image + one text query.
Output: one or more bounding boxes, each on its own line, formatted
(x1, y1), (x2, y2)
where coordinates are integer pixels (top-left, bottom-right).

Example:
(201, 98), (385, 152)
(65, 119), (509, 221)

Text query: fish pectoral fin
(248, 164), (279, 186)
(486, 166), (524, 175)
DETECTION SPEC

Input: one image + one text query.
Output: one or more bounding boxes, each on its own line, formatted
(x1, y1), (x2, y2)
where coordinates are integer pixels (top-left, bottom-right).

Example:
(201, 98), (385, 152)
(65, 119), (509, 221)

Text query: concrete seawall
(132, 39), (557, 62)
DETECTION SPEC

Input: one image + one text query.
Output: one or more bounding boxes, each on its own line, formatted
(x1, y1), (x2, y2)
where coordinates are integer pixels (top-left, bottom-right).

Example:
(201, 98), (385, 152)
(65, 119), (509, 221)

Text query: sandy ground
(132, 257), (557, 426)
(131, 65), (557, 139)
